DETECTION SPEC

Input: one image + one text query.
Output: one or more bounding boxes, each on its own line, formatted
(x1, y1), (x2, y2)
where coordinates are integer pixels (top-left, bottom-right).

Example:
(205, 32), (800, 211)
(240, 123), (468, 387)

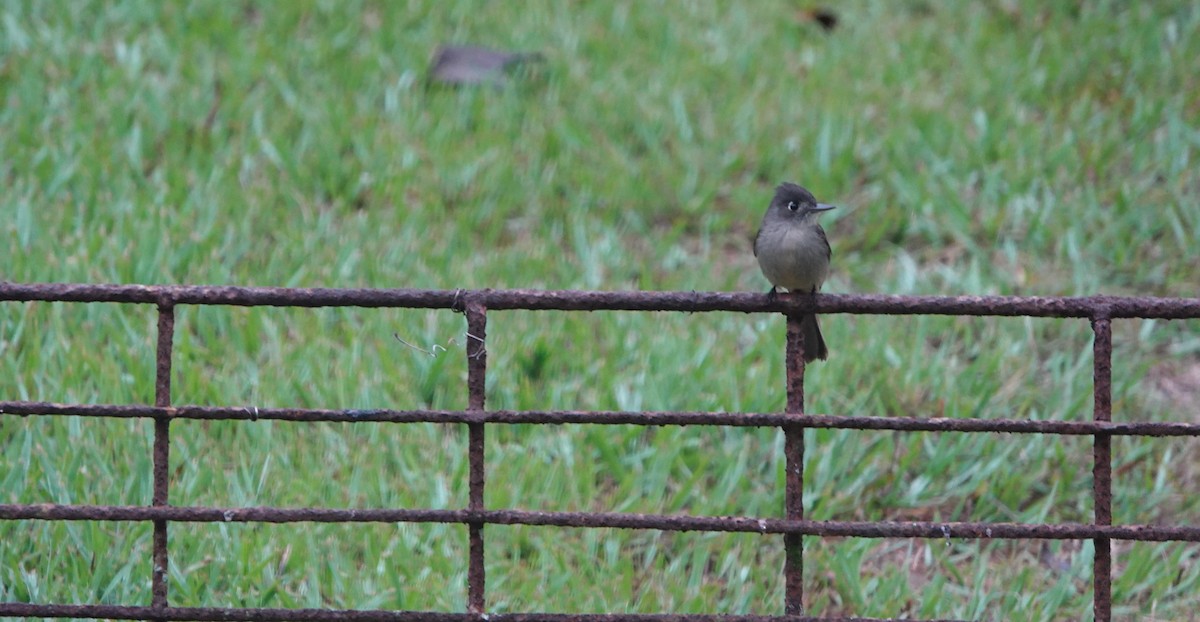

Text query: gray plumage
(753, 182), (835, 362)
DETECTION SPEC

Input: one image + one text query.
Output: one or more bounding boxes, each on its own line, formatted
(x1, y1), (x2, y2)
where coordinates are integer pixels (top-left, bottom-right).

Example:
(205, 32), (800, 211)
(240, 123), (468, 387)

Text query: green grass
(2, 0), (1199, 620)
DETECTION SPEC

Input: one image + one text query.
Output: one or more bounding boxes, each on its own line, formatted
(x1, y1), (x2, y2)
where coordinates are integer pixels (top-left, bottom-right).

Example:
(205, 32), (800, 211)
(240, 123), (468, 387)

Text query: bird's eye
(787, 201), (798, 211)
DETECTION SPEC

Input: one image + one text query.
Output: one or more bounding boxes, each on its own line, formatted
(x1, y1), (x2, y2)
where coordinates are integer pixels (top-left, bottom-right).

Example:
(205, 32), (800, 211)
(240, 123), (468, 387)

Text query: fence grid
(2, 282), (1200, 622)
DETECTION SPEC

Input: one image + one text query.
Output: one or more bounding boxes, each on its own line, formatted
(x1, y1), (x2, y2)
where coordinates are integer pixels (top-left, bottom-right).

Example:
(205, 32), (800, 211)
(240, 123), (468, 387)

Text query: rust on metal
(2, 282), (1199, 318)
(152, 302), (176, 608)
(464, 299), (488, 613)
(0, 603), (969, 622)
(3, 503), (1200, 542)
(6, 401), (1200, 436)
(4, 282), (1200, 621)
(783, 314), (806, 614)
(1091, 315), (1114, 622)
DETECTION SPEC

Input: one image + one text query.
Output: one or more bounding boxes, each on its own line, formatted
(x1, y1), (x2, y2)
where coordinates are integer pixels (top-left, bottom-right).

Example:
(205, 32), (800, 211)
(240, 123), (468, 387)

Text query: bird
(753, 182), (836, 362)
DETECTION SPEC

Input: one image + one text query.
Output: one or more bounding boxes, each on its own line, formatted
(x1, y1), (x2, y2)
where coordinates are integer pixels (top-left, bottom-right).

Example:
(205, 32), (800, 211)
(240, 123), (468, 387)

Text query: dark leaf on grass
(799, 7), (839, 32)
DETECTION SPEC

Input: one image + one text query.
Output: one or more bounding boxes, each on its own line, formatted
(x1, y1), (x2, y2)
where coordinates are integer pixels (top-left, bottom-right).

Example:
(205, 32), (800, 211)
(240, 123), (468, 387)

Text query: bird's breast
(756, 226), (829, 292)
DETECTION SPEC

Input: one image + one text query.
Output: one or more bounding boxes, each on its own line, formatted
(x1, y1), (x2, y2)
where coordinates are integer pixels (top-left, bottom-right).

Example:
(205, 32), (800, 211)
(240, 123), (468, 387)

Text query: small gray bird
(753, 182), (836, 362)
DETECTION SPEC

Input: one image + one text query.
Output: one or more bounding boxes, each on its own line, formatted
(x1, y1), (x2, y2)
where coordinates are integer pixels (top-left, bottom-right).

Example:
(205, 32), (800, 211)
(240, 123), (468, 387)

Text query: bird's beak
(813, 203), (837, 212)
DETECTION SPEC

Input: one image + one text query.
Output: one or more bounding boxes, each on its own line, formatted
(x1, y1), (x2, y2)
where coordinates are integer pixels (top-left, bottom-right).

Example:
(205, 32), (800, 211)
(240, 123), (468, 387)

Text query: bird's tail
(799, 314), (828, 363)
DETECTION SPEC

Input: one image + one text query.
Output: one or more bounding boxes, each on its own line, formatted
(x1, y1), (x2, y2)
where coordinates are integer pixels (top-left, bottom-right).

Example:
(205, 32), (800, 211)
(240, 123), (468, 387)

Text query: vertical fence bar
(1091, 315), (1113, 622)
(783, 314), (807, 615)
(465, 301), (488, 613)
(151, 302), (176, 608)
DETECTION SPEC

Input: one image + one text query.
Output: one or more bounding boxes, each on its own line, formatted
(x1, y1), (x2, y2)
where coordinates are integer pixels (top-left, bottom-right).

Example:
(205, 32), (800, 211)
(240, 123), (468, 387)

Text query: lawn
(1, 1), (1199, 620)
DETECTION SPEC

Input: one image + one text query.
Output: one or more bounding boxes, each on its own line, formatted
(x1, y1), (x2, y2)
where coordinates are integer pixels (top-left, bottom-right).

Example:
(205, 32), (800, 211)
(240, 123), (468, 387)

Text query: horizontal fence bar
(2, 282), (1200, 318)
(2, 504), (1198, 542)
(0, 603), (963, 622)
(4, 401), (1198, 436)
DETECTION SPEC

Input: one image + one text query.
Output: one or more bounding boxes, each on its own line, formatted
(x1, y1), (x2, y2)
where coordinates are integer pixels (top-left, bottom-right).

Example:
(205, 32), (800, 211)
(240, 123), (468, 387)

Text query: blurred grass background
(1, 0), (1199, 619)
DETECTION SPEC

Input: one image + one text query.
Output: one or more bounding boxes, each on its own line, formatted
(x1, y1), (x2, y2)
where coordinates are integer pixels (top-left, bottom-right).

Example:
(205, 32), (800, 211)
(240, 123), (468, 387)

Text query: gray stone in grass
(428, 45), (544, 87)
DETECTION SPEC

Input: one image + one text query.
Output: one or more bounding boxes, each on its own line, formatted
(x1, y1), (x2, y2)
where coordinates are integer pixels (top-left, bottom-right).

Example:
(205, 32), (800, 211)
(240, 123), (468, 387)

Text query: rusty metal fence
(2, 282), (1199, 622)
